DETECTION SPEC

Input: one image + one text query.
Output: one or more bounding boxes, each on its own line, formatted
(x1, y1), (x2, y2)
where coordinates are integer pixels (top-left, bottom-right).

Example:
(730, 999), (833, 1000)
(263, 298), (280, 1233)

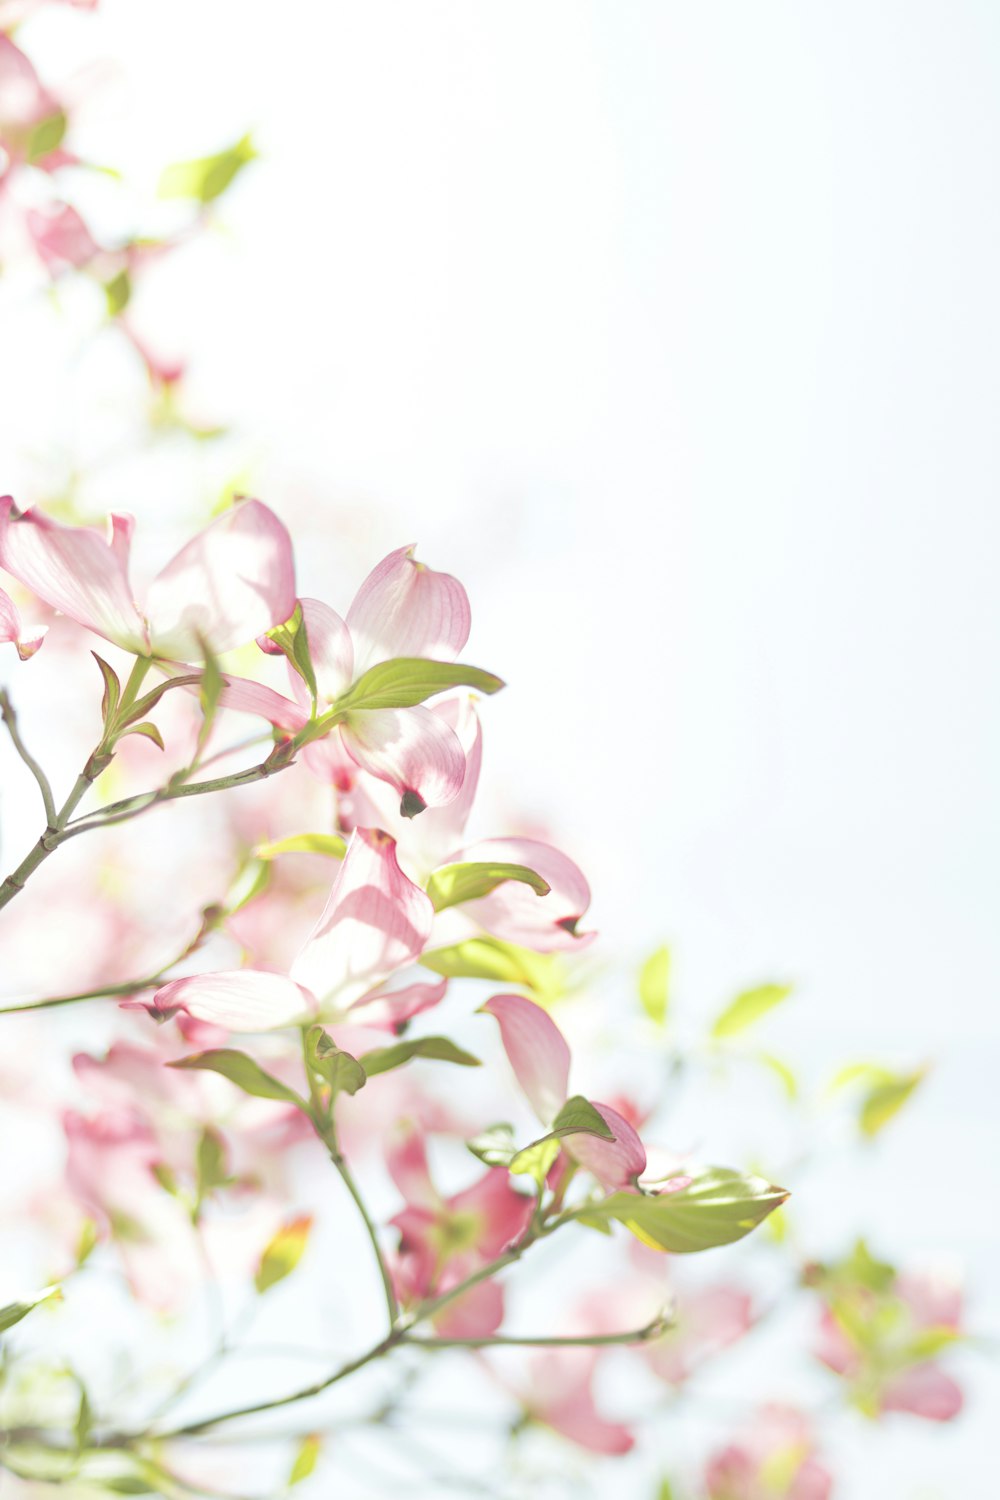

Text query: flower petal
(290, 828), (434, 1010)
(346, 545), (471, 673)
(146, 499), (296, 660)
(27, 203), (99, 275)
(0, 496), (146, 652)
(566, 1101), (646, 1190)
(481, 993), (570, 1126)
(341, 705), (466, 815)
(347, 975), (448, 1033)
(152, 970), (315, 1031)
(216, 673), (308, 734)
(298, 597), (353, 704)
(0, 585), (46, 660)
(456, 836), (593, 951)
(880, 1364), (964, 1422)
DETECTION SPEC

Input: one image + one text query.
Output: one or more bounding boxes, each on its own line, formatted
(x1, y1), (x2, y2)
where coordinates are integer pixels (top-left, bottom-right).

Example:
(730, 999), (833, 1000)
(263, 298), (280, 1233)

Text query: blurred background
(1, 2), (997, 1496)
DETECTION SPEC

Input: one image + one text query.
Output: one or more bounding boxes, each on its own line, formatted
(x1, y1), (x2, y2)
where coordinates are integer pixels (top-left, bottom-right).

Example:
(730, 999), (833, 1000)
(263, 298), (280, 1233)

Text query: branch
(408, 1314), (674, 1351)
(0, 688), (56, 826)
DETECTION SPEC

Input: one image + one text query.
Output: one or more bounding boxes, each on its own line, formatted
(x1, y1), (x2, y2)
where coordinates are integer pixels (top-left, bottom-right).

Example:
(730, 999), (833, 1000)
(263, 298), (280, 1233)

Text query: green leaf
(196, 642), (224, 755)
(466, 1122), (518, 1167)
(264, 601), (318, 703)
(196, 1126), (230, 1203)
(254, 832), (347, 862)
(420, 937), (564, 999)
(639, 945), (671, 1026)
(305, 1027), (366, 1097)
(756, 1052), (798, 1099)
(125, 673), (202, 724)
(359, 1036), (481, 1077)
(0, 1284), (61, 1334)
(26, 110), (67, 163)
(711, 984), (792, 1039)
(337, 658), (504, 713)
(656, 1482), (677, 1500)
(169, 1049), (306, 1107)
(255, 1216), (312, 1294)
(551, 1094), (616, 1139)
(427, 861), (549, 913)
(590, 1168), (789, 1253)
(859, 1069), (925, 1137)
(92, 653), (121, 723)
(289, 1434), (322, 1486)
(509, 1135), (561, 1185)
(158, 133), (257, 203)
(104, 268), (132, 318)
(121, 720), (165, 751)
(75, 1385), (92, 1453)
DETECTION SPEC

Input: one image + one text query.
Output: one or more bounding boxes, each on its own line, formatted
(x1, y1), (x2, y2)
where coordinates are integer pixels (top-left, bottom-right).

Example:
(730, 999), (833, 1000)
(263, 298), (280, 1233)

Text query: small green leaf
(420, 937), (564, 1000)
(225, 857), (271, 914)
(158, 133), (257, 203)
(756, 1052), (798, 1099)
(711, 984), (792, 1040)
(125, 673), (202, 724)
(75, 1385), (92, 1453)
(196, 1126), (231, 1203)
(265, 601), (318, 703)
(639, 945), (671, 1026)
(104, 268), (132, 318)
(0, 1284), (61, 1334)
(26, 111), (67, 164)
(859, 1069), (925, 1137)
(360, 1036), (481, 1077)
(255, 1215), (312, 1294)
(289, 1434), (322, 1486)
(92, 653), (121, 723)
(121, 720), (165, 751)
(509, 1135), (561, 1185)
(169, 1049), (306, 1107)
(590, 1168), (789, 1253)
(255, 832), (347, 862)
(427, 861), (549, 913)
(466, 1122), (518, 1167)
(196, 642), (224, 755)
(337, 658), (504, 713)
(305, 1027), (366, 1097)
(551, 1094), (616, 1139)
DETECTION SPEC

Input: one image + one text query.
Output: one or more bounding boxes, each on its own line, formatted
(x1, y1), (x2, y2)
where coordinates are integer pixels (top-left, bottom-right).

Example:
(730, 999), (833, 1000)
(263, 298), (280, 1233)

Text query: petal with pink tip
(567, 1101), (646, 1190)
(341, 705), (465, 815)
(481, 993), (570, 1125)
(457, 836), (593, 951)
(0, 585), (45, 660)
(0, 496), (147, 652)
(347, 975), (448, 1033)
(145, 499), (296, 660)
(152, 970), (315, 1031)
(346, 545), (471, 674)
(290, 828), (434, 1010)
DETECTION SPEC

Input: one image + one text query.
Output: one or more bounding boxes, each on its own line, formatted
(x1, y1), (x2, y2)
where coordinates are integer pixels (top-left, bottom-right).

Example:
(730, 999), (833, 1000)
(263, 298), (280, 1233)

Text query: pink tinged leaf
(346, 544), (471, 674)
(880, 1363), (964, 1422)
(0, 496), (147, 652)
(216, 673), (308, 734)
(347, 975), (448, 1033)
(0, 585), (45, 659)
(289, 828), (434, 1011)
(26, 203), (99, 274)
(340, 705), (466, 813)
(481, 994), (570, 1126)
(145, 499), (297, 660)
(295, 597), (353, 704)
(151, 971), (316, 1032)
(456, 836), (594, 951)
(566, 1101), (647, 1189)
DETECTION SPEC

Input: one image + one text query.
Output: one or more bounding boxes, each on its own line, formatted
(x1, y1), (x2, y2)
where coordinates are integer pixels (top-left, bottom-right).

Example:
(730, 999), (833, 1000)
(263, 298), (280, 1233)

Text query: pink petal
(456, 836), (594, 951)
(341, 705), (466, 814)
(481, 993), (570, 1125)
(0, 36), (56, 134)
(447, 1167), (533, 1259)
(0, 496), (147, 652)
(0, 585), (46, 660)
(152, 970), (315, 1031)
(530, 1353), (634, 1455)
(290, 828), (434, 1011)
(347, 975), (448, 1033)
(385, 1123), (439, 1209)
(433, 1279), (505, 1339)
(346, 544), (471, 674)
(566, 1101), (646, 1190)
(216, 672), (308, 734)
(145, 499), (296, 660)
(881, 1363), (964, 1422)
(27, 203), (99, 275)
(296, 597), (353, 704)
(302, 729), (363, 792)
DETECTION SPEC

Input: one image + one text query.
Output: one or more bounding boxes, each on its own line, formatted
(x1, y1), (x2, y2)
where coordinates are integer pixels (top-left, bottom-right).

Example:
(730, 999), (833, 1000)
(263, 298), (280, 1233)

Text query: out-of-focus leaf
(639, 945), (671, 1026)
(589, 1169), (788, 1253)
(104, 268), (132, 318)
(859, 1069), (925, 1137)
(289, 1434), (322, 1485)
(225, 857), (271, 914)
(255, 832), (347, 861)
(359, 1036), (480, 1077)
(158, 133), (257, 203)
(466, 1123), (518, 1167)
(196, 1126), (230, 1203)
(196, 641), (224, 755)
(305, 1027), (366, 1097)
(169, 1049), (305, 1107)
(756, 1052), (798, 1099)
(711, 984), (792, 1039)
(420, 937), (564, 1000)
(26, 111), (67, 163)
(0, 1284), (61, 1334)
(255, 1216), (312, 1295)
(337, 658), (504, 713)
(509, 1136), (561, 1185)
(427, 861), (549, 913)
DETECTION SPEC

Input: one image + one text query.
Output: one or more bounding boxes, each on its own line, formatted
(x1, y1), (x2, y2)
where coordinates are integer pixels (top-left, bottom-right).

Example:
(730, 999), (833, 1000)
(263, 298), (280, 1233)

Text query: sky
(2, 3), (998, 1496)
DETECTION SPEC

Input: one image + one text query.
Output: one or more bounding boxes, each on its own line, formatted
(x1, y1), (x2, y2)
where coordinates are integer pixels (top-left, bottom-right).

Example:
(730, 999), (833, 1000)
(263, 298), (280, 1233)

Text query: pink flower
(505, 1349), (634, 1455)
(0, 496), (296, 660)
(218, 546), (472, 815)
(26, 202), (98, 274)
(0, 583), (45, 658)
(153, 827), (435, 1032)
(386, 1122), (532, 1335)
(482, 993), (647, 1190)
(0, 36), (58, 159)
(704, 1406), (833, 1500)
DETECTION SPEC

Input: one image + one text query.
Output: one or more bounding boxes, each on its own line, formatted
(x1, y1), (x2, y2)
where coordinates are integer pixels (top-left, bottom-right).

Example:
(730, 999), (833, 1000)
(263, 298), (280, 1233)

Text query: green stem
(408, 1314), (673, 1351)
(0, 688), (56, 825)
